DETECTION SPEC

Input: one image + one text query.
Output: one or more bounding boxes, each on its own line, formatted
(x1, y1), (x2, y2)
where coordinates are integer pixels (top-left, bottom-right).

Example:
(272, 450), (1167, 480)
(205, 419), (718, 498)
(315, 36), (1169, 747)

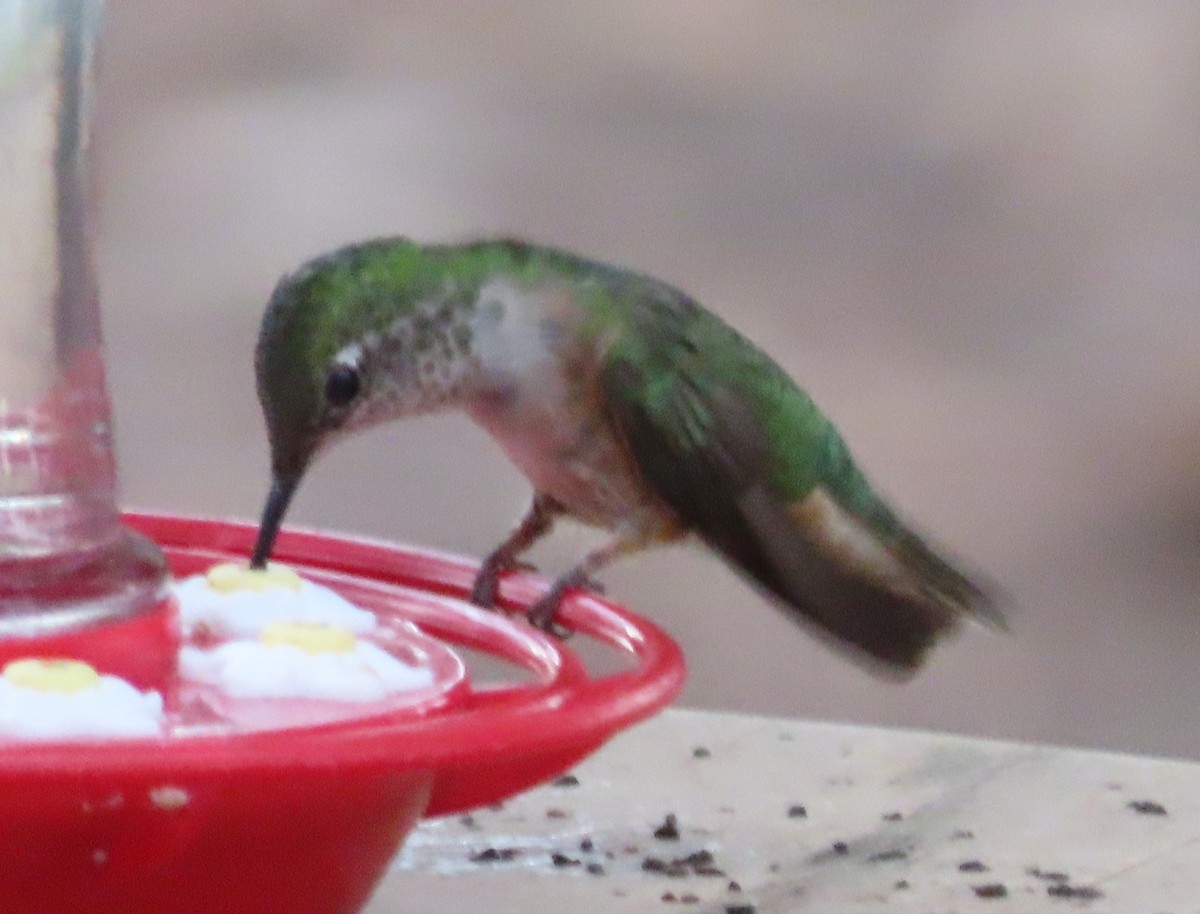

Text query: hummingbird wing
(599, 301), (999, 675)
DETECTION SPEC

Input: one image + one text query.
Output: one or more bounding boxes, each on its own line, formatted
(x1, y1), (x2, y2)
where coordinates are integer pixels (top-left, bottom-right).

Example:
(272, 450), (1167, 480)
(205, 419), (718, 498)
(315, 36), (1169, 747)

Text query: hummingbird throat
(353, 293), (484, 417)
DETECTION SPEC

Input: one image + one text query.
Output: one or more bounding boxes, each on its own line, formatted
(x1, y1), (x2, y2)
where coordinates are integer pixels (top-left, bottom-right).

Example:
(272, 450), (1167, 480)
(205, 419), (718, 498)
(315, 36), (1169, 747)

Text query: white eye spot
(332, 343), (363, 368)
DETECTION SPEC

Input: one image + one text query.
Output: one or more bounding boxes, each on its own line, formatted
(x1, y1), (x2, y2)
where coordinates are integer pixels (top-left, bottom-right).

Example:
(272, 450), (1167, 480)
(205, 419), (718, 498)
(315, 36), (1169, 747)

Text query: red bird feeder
(0, 5), (686, 913)
(0, 515), (685, 914)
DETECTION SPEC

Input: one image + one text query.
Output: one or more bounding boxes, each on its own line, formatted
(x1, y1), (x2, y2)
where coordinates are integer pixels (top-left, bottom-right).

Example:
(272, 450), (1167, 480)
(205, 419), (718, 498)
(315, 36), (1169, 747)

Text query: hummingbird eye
(324, 365), (361, 407)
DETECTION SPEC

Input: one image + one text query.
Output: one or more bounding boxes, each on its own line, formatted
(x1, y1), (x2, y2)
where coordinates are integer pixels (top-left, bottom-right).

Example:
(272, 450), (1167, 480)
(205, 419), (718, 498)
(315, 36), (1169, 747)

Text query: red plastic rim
(0, 513), (687, 816)
(0, 592), (179, 691)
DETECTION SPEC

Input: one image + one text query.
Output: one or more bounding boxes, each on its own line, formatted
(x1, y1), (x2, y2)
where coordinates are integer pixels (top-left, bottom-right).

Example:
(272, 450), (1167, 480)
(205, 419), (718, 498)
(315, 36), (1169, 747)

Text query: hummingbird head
(249, 237), (461, 566)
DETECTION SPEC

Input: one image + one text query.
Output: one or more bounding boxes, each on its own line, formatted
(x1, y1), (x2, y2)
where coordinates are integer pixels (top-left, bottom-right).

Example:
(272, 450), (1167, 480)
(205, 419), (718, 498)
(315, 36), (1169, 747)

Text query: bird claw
(525, 573), (609, 639)
(526, 593), (575, 640)
(468, 571), (499, 609)
(578, 575), (606, 595)
(469, 559), (544, 608)
(474, 556), (605, 638)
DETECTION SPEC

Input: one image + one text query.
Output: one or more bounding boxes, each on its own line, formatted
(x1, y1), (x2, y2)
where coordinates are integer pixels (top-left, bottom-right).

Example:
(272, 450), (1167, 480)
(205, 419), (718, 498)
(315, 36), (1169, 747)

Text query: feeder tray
(0, 513), (686, 914)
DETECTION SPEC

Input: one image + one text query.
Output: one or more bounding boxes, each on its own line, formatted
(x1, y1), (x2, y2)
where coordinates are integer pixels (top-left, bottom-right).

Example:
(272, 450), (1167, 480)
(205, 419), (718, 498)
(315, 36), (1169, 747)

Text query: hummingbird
(249, 237), (1001, 674)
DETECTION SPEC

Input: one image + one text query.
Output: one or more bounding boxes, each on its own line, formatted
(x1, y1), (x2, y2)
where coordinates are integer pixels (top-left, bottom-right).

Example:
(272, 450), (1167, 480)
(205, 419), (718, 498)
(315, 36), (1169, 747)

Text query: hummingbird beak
(250, 475), (300, 569)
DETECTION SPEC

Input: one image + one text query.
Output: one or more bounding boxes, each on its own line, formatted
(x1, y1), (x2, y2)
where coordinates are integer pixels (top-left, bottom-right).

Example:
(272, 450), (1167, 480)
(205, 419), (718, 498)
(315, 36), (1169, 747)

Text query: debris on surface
(653, 813), (681, 841)
(469, 847), (521, 863)
(1127, 799), (1167, 816)
(642, 849), (725, 879)
(1027, 867), (1069, 883)
(1047, 883), (1104, 900)
(973, 883), (1009, 899)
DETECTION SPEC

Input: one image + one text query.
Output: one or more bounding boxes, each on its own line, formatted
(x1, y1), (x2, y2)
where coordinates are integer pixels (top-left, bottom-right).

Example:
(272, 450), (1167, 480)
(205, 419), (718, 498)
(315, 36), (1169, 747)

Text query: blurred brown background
(95, 3), (1199, 757)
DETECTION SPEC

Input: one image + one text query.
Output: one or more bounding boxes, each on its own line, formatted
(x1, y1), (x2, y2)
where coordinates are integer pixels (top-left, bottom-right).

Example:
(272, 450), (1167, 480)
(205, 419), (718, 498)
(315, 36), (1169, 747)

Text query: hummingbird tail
(596, 354), (1001, 675)
(711, 487), (1002, 676)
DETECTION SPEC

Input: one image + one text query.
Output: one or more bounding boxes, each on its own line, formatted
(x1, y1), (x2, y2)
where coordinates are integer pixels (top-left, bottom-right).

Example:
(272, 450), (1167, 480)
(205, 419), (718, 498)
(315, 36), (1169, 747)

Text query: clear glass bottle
(0, 0), (167, 636)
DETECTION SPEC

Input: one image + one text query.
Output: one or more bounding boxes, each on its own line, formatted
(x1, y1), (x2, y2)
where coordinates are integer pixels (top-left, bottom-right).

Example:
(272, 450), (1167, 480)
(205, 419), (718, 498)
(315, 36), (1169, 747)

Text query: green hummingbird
(249, 237), (1001, 674)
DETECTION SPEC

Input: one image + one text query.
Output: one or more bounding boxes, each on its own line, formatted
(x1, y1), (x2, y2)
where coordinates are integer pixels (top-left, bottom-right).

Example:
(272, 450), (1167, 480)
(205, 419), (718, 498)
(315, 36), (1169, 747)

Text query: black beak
(250, 475), (300, 568)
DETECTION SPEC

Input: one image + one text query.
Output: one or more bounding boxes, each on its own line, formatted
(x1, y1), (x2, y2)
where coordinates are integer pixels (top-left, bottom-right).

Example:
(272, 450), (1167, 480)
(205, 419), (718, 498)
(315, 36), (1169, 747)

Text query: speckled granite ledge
(368, 709), (1198, 913)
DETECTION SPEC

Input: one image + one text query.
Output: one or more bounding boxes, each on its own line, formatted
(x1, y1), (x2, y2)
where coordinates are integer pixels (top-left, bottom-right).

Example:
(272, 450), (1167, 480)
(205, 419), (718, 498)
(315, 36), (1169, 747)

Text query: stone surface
(370, 709), (1200, 912)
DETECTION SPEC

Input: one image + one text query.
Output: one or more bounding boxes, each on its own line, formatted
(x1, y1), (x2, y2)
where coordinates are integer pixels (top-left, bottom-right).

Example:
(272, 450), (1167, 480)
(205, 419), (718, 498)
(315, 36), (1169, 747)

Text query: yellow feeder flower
(206, 561), (303, 594)
(260, 621), (358, 655)
(3, 658), (102, 694)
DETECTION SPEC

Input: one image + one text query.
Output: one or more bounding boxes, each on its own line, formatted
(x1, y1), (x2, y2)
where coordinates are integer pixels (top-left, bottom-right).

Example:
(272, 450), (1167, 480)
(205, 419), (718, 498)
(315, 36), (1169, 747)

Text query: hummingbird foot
(468, 556), (504, 608)
(525, 532), (647, 636)
(579, 574), (606, 595)
(468, 494), (562, 608)
(469, 558), (542, 607)
(528, 580), (578, 638)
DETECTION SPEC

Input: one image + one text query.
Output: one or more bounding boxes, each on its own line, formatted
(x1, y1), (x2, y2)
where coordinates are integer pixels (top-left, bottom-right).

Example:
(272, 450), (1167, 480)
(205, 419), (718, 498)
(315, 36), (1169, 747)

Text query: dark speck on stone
(459, 814), (477, 828)
(662, 891), (678, 903)
(551, 852), (581, 867)
(586, 862), (606, 876)
(546, 807), (570, 819)
(882, 811), (902, 822)
(1047, 884), (1104, 900)
(552, 774), (580, 788)
(654, 813), (681, 840)
(693, 746), (712, 759)
(1128, 800), (1168, 816)
(681, 894), (700, 904)
(832, 841), (849, 855)
(643, 857), (686, 878)
(470, 847), (520, 863)
(951, 829), (975, 840)
(580, 838), (595, 853)
(894, 880), (910, 890)
(868, 849), (908, 863)
(726, 905), (757, 914)
(728, 881), (742, 893)
(787, 804), (807, 819)
(973, 883), (1008, 899)
(958, 860), (988, 873)
(1027, 868), (1069, 883)
(643, 850), (722, 879)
